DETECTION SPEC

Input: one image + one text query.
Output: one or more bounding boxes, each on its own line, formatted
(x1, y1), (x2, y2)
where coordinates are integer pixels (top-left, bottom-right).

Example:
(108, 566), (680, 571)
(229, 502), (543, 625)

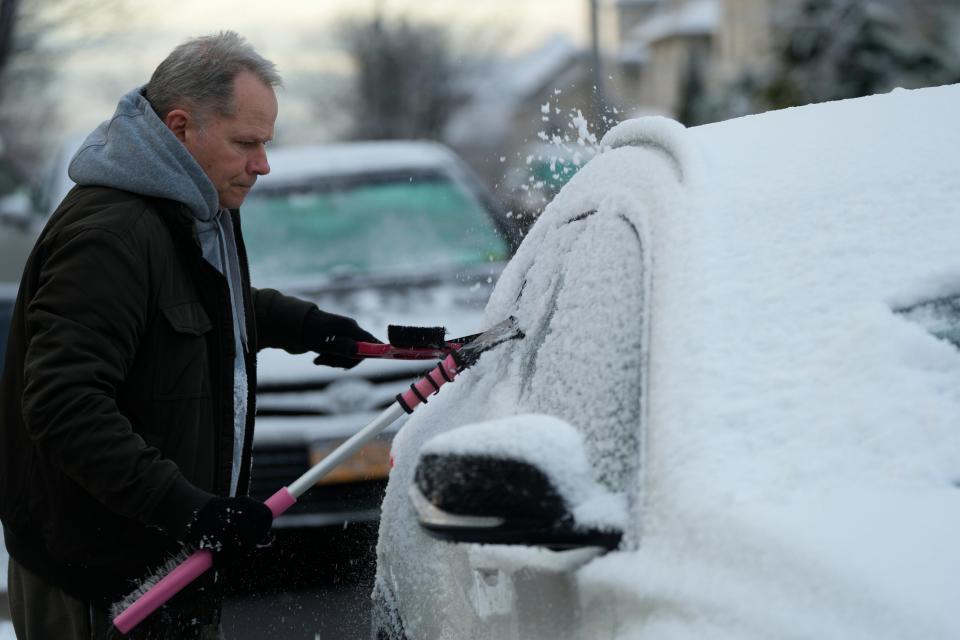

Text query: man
(0, 32), (378, 639)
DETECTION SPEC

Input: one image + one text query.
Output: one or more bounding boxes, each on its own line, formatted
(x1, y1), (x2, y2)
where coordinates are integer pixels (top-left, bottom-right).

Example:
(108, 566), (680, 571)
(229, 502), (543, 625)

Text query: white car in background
(372, 84), (960, 639)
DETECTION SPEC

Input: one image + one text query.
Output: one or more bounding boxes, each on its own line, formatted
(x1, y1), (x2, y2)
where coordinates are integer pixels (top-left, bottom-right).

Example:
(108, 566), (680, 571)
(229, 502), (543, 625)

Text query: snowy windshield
(897, 295), (960, 349)
(242, 170), (509, 282)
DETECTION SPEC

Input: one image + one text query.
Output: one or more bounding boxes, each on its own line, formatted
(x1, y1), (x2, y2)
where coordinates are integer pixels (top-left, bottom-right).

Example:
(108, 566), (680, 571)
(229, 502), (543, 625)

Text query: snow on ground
(376, 83), (960, 638)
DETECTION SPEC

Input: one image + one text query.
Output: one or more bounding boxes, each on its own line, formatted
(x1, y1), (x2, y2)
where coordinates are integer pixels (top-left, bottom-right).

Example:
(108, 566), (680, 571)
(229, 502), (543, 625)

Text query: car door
(373, 126), (690, 639)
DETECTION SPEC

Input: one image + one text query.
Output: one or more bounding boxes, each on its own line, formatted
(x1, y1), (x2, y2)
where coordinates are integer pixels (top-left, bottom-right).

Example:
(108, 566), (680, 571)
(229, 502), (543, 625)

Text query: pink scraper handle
(112, 487), (297, 635)
(395, 354), (460, 414)
(355, 341), (462, 360)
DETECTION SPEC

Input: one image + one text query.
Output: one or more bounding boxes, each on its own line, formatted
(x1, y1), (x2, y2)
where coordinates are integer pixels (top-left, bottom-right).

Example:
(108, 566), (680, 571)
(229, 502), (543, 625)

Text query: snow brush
(111, 316), (524, 635)
(353, 324), (470, 361)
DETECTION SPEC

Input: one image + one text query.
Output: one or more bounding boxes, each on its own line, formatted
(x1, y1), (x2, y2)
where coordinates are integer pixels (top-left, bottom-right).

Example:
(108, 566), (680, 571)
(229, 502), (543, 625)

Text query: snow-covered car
(372, 84), (960, 639)
(243, 141), (517, 529)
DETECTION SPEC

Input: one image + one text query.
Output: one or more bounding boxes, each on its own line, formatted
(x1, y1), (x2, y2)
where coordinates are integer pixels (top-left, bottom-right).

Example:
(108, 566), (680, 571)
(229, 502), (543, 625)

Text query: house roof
(621, 0), (719, 61)
(445, 36), (581, 146)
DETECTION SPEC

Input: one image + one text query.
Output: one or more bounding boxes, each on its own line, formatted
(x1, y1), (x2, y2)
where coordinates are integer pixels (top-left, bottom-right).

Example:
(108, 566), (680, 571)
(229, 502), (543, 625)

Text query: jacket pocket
(154, 301), (213, 400)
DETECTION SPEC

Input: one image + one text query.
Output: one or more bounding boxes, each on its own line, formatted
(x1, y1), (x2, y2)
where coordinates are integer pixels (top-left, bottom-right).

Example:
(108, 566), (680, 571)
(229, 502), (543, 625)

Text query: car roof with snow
(255, 140), (465, 185)
(375, 83), (960, 639)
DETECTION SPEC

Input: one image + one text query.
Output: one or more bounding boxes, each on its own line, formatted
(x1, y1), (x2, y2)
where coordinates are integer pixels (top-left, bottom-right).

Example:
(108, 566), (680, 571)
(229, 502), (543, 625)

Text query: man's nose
(250, 146), (270, 176)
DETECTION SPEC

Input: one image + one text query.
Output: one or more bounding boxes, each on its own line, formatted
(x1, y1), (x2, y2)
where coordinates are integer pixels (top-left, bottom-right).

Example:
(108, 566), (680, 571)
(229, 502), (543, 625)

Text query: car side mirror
(409, 415), (625, 551)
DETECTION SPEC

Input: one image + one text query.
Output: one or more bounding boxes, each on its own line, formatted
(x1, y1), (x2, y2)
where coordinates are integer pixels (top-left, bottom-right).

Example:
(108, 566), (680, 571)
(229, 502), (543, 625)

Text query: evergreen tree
(708, 0), (960, 119)
(677, 48), (709, 126)
(765, 0), (960, 108)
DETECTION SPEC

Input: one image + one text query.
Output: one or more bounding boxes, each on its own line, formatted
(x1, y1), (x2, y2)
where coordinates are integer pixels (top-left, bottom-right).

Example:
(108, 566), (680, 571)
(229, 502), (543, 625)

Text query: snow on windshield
(376, 83), (960, 639)
(243, 172), (507, 284)
(374, 116), (687, 638)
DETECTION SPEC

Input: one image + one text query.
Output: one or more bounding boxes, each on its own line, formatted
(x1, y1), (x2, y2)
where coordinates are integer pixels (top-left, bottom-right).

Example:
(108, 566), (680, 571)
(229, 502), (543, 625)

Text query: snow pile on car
(578, 84), (960, 638)
(419, 414), (629, 532)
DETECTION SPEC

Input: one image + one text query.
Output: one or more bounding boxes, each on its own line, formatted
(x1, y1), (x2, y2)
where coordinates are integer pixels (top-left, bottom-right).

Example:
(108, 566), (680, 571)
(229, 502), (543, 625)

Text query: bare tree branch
(0, 0), (20, 100)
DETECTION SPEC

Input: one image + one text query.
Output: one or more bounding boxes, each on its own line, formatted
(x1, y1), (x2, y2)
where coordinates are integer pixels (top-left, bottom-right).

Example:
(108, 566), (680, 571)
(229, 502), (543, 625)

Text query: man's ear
(164, 108), (191, 143)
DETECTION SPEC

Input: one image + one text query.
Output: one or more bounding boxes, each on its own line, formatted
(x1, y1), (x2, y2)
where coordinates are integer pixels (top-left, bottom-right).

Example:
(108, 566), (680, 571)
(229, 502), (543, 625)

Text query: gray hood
(68, 86), (220, 222)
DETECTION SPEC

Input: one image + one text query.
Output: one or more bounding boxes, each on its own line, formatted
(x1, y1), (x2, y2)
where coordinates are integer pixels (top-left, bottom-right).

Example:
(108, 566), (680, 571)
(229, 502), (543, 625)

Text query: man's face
(180, 70), (278, 209)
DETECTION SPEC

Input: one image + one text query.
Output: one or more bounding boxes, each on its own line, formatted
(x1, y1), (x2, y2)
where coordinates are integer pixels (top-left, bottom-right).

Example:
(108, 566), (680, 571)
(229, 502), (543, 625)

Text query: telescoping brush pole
(112, 317), (523, 635)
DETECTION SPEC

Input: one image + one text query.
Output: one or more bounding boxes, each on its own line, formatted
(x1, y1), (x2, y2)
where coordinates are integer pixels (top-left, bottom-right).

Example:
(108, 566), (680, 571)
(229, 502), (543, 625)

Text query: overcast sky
(56, 0), (587, 141)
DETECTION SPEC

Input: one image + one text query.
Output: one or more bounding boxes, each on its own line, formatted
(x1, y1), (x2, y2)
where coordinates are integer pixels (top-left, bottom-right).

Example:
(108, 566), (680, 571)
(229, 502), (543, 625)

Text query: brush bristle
(110, 546), (197, 619)
(387, 325), (446, 349)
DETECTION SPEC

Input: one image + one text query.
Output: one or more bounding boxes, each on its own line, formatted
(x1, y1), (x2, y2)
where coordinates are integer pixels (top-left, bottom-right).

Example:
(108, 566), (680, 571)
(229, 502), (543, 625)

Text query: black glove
(303, 307), (381, 369)
(188, 497), (273, 566)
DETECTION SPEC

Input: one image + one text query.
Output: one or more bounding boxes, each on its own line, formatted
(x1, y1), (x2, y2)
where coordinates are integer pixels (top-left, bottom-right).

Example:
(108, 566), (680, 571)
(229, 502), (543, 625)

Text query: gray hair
(146, 30), (281, 121)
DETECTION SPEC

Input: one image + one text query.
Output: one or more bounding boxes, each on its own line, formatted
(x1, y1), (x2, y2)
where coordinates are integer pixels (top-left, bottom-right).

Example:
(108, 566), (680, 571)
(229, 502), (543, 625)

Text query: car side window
(896, 294), (960, 349)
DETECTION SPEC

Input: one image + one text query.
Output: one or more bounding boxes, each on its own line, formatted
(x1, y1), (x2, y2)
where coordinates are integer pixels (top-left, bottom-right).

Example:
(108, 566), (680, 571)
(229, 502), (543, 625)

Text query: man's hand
(188, 497), (273, 566)
(303, 308), (381, 369)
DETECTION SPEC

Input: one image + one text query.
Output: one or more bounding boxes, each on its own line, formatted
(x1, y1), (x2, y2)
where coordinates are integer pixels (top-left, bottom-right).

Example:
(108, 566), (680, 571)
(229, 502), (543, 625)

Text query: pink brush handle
(112, 550), (212, 634)
(395, 354), (461, 414)
(112, 487), (297, 635)
(356, 342), (461, 360)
